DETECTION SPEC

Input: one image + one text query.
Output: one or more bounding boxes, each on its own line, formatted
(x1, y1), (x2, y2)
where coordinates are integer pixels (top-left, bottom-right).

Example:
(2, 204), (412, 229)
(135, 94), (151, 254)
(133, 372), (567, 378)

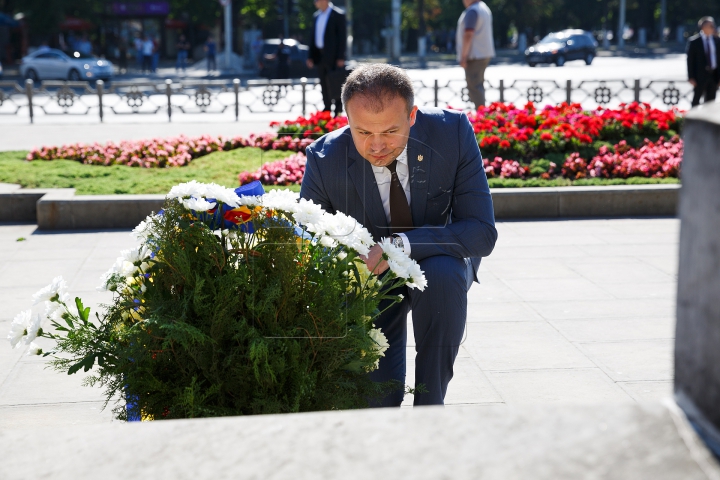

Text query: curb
(491, 184), (680, 219)
(0, 183), (680, 230)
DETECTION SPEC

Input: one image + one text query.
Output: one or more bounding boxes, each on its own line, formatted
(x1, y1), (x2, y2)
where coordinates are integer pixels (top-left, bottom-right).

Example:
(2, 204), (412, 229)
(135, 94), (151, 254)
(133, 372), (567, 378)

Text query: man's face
(314, 0), (329, 11)
(702, 22), (716, 36)
(346, 95), (418, 168)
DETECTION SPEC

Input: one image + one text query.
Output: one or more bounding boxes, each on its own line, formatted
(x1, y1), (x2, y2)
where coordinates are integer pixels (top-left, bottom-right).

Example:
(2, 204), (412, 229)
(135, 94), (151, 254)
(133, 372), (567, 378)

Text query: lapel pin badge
(417, 155), (424, 162)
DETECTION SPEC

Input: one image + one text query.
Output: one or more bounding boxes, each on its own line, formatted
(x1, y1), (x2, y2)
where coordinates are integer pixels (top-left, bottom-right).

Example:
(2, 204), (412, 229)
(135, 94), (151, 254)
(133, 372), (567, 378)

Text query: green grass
(0, 149), (679, 195)
(0, 149), (294, 195)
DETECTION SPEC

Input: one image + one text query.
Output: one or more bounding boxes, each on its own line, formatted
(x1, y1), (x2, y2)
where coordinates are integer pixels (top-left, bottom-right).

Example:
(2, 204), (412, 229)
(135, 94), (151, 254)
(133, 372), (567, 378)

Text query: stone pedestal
(675, 102), (720, 452)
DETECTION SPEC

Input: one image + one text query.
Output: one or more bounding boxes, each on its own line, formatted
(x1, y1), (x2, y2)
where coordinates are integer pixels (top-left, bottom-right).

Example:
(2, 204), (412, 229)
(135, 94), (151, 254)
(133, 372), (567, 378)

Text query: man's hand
(360, 244), (388, 275)
(336, 59), (345, 68)
(306, 59), (314, 69)
(460, 56), (468, 69)
(689, 78), (697, 87)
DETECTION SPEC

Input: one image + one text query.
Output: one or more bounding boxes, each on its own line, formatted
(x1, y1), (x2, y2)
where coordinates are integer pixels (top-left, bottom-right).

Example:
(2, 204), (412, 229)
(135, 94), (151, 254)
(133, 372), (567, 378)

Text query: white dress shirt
(701, 31), (717, 70)
(372, 146), (412, 254)
(315, 3), (334, 49)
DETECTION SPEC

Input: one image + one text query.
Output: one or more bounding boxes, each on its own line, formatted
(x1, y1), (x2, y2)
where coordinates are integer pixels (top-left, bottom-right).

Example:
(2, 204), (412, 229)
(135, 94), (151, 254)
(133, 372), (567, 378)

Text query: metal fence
(0, 77), (692, 124)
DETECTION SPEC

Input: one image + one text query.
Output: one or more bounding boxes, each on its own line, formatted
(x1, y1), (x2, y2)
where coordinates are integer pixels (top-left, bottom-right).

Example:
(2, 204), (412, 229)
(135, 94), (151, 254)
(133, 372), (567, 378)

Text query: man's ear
(409, 105), (419, 127)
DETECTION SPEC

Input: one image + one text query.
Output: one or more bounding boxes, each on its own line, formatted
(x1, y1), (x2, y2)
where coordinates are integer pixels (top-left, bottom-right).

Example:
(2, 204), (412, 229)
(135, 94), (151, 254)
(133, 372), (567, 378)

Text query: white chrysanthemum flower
(337, 251), (347, 261)
(32, 276), (68, 306)
(405, 262), (427, 291)
(166, 180), (206, 200)
(44, 290), (70, 317)
(261, 189), (299, 213)
(292, 198), (325, 230)
(319, 236), (338, 248)
(24, 313), (43, 344)
(203, 183), (241, 208)
(27, 342), (42, 356)
(368, 328), (389, 368)
(181, 197), (216, 212)
(131, 214), (159, 241)
(48, 305), (67, 323)
(318, 211), (374, 256)
(379, 238), (427, 291)
(98, 245), (152, 290)
(8, 310), (30, 348)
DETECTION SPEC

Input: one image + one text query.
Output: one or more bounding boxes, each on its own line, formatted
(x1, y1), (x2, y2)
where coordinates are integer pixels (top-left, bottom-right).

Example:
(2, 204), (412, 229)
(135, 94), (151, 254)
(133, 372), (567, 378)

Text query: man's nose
(369, 134), (385, 152)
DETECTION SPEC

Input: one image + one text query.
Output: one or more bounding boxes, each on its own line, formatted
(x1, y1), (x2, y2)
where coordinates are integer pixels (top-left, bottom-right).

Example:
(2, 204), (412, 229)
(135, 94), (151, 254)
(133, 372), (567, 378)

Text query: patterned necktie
(386, 160), (413, 234)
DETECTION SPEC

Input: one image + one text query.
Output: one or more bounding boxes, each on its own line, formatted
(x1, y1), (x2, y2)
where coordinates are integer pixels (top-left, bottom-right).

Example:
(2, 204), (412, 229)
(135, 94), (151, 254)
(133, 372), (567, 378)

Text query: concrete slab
(485, 368), (633, 403)
(0, 404), (717, 479)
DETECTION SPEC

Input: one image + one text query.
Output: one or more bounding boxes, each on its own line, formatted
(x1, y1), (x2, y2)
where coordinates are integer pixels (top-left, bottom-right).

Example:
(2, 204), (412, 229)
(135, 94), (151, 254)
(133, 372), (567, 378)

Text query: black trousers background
(316, 63), (342, 114)
(692, 77), (718, 107)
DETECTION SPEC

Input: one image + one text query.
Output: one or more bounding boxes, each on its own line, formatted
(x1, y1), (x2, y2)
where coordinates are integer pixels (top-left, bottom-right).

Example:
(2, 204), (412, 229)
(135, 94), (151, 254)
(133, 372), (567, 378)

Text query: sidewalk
(0, 216), (678, 426)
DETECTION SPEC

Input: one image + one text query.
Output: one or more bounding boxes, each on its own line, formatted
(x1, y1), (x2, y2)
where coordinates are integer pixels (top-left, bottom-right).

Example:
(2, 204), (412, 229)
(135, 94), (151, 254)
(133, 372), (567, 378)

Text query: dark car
(258, 39), (315, 79)
(525, 29), (598, 67)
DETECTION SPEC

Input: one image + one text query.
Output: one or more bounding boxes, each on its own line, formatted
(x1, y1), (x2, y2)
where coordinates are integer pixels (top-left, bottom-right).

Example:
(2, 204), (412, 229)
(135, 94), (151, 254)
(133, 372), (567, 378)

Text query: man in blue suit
(300, 64), (497, 406)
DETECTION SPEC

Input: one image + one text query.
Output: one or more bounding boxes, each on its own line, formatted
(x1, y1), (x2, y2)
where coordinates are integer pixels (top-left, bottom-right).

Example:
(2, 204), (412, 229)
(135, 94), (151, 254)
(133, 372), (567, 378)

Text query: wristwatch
(391, 234), (404, 251)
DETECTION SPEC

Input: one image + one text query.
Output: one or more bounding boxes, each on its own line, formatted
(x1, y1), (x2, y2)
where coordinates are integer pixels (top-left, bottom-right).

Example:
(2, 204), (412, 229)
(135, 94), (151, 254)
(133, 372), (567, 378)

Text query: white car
(20, 49), (114, 82)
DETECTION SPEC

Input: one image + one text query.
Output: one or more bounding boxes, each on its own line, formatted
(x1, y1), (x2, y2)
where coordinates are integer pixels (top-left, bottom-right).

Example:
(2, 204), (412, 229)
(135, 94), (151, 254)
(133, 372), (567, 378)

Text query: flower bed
(25, 102), (684, 186)
(240, 135), (683, 187)
(26, 133), (313, 168)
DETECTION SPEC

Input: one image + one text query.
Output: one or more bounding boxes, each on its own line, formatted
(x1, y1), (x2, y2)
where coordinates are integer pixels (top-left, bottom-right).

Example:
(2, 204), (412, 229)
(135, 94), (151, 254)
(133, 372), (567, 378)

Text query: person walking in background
(457, 0), (495, 109)
(134, 34), (144, 71)
(307, 0), (346, 115)
(118, 38), (128, 74)
(141, 35), (154, 73)
(205, 36), (217, 73)
(76, 34), (92, 55)
(176, 34), (190, 73)
(687, 17), (720, 107)
(151, 36), (160, 73)
(265, 34), (291, 79)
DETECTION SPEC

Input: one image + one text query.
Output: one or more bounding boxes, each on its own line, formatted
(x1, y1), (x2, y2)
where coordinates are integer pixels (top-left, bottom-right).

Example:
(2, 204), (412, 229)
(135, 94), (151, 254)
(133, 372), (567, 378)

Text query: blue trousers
(368, 255), (474, 407)
(176, 50), (188, 71)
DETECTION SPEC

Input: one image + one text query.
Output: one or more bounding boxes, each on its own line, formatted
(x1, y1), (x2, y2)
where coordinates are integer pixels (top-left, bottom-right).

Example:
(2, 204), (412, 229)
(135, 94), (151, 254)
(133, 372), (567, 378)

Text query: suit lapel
(407, 121), (431, 227)
(346, 141), (390, 240)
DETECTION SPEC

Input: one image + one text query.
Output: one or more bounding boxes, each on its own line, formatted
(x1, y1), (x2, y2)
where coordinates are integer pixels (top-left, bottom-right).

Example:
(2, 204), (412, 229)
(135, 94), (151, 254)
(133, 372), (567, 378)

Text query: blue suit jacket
(300, 107), (497, 281)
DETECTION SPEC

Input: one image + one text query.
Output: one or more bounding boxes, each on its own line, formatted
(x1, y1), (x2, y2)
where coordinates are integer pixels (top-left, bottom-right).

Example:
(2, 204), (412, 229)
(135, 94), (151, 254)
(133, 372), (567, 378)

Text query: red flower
(499, 140), (511, 149)
(540, 132), (553, 141)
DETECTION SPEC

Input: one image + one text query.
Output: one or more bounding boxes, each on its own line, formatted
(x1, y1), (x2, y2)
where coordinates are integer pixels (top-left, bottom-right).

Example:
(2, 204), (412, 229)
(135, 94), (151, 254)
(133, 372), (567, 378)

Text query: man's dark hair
(699, 16), (716, 29)
(341, 64), (415, 115)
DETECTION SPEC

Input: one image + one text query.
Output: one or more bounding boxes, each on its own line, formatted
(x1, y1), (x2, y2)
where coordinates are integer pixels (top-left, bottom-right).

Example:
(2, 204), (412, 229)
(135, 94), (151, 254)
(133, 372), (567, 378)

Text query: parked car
(258, 39), (315, 79)
(20, 49), (114, 82)
(525, 29), (598, 67)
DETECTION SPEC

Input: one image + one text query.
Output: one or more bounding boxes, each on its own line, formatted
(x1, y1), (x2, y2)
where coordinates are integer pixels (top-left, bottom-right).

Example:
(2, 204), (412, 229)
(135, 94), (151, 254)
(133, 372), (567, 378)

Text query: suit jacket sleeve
(335, 10), (347, 61)
(300, 143), (334, 213)
(403, 114), (498, 261)
(687, 38), (697, 81)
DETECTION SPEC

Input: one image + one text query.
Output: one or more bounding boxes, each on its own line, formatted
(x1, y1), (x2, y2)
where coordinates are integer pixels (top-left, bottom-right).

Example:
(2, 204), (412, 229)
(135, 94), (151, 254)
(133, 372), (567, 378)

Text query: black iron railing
(0, 77), (692, 124)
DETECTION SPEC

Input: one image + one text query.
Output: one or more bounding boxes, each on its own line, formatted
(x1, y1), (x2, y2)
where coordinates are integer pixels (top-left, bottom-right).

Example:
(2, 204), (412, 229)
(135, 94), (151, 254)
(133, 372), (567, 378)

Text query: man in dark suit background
(300, 64), (497, 406)
(687, 16), (720, 107)
(307, 0), (347, 115)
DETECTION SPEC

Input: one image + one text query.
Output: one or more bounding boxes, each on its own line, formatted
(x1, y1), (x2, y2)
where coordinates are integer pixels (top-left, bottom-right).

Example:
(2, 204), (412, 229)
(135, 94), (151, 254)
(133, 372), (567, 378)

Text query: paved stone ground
(0, 217), (678, 426)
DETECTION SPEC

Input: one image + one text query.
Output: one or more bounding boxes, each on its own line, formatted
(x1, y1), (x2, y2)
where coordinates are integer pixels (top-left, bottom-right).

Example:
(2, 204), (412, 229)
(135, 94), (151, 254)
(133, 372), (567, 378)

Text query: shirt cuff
(397, 232), (411, 256)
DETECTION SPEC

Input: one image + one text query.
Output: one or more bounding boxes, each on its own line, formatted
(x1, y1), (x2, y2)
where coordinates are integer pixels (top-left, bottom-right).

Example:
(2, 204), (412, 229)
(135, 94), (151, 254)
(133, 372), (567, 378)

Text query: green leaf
(67, 355), (95, 375)
(68, 360), (85, 375)
(75, 297), (90, 322)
